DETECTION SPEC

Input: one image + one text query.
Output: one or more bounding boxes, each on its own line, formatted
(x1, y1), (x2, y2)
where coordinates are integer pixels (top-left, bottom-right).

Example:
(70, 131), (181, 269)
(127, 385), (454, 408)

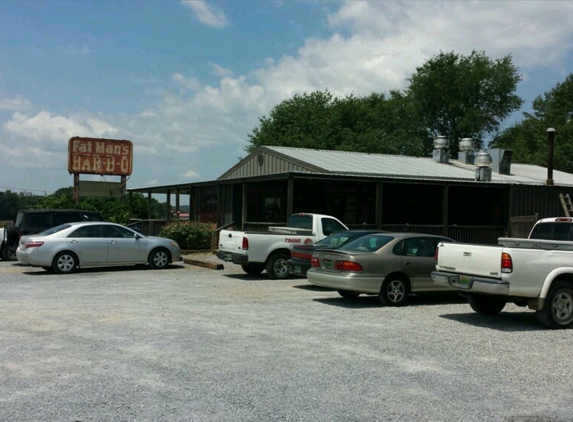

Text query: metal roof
(262, 146), (573, 186)
(128, 145), (573, 193)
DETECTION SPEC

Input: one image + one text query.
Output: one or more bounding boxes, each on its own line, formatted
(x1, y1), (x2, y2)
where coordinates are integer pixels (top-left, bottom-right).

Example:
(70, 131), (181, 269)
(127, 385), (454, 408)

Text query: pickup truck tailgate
(218, 229), (244, 253)
(436, 242), (503, 278)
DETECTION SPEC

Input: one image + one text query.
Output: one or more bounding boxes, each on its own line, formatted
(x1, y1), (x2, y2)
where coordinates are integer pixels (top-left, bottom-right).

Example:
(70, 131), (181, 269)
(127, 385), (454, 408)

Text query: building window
(262, 195), (283, 222)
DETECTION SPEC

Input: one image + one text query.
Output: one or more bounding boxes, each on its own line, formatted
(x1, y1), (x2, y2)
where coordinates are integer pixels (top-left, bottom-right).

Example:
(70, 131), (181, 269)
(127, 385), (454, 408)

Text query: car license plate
(224, 253), (232, 261)
(294, 265), (301, 274)
(458, 275), (471, 288)
(323, 259), (334, 270)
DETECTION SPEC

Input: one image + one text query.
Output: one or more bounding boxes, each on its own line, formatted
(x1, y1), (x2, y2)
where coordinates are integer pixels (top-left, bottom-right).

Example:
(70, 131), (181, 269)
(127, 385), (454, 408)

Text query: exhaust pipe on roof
(547, 128), (556, 186)
(458, 138), (475, 164)
(433, 135), (450, 163)
(475, 151), (493, 182)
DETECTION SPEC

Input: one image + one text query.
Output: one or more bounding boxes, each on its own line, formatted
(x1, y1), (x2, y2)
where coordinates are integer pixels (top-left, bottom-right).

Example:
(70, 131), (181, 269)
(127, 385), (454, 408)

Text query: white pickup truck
(431, 217), (573, 329)
(216, 213), (347, 279)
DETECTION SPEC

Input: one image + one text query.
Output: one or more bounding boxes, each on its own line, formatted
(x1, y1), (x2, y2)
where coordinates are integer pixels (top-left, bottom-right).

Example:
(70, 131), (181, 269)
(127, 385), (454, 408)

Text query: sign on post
(68, 137), (133, 176)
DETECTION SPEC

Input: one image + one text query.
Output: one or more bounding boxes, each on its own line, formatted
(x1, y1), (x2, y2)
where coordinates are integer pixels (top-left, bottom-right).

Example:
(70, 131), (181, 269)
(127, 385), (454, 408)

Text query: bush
(159, 221), (215, 250)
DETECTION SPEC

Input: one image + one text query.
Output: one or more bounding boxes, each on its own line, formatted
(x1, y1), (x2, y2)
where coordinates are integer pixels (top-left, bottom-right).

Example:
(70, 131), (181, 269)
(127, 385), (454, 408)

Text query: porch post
(442, 184), (449, 237)
(242, 182), (247, 230)
(287, 175), (294, 218)
(376, 181), (383, 229)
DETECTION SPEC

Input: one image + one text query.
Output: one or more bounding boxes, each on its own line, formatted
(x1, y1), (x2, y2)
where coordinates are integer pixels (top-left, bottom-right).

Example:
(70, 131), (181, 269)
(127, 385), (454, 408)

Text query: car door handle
(108, 240), (116, 245)
(403, 261), (412, 265)
(70, 240), (78, 244)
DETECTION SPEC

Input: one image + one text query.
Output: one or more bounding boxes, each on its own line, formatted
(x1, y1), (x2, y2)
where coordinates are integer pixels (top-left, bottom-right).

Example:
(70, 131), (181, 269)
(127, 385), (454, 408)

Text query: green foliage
(246, 91), (339, 152)
(407, 50), (523, 155)
(159, 221), (215, 250)
(0, 190), (47, 220)
(246, 90), (426, 156)
(493, 73), (573, 173)
(0, 189), (165, 224)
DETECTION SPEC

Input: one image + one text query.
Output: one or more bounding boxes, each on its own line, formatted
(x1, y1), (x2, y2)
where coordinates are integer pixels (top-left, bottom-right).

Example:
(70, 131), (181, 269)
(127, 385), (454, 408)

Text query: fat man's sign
(68, 137), (133, 176)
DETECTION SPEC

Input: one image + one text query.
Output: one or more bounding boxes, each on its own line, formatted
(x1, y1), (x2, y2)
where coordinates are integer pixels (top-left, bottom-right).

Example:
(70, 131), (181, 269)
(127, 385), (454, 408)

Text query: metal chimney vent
(458, 138), (475, 164)
(433, 135), (449, 163)
(474, 151), (492, 182)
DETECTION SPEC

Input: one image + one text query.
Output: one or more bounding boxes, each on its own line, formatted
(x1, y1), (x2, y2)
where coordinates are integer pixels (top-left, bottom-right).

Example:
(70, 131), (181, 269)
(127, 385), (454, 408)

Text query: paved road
(0, 258), (571, 421)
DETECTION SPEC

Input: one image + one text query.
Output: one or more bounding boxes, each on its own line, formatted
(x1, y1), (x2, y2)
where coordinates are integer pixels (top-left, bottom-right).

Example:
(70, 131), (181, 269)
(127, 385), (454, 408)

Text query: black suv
(1, 209), (104, 261)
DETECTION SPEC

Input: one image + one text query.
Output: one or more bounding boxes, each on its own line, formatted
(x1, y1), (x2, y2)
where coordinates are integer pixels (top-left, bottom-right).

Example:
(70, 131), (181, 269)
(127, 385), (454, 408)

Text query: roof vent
(487, 148), (513, 175)
(474, 151), (492, 182)
(458, 138), (475, 165)
(433, 135), (449, 163)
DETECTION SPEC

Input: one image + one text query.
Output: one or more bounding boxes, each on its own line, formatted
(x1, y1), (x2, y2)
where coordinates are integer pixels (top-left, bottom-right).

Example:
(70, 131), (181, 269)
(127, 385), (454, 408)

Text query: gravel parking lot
(1, 256), (572, 421)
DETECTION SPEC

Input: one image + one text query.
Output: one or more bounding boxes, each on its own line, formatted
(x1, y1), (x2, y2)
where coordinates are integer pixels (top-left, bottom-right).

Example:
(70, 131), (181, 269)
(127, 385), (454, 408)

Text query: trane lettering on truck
(431, 217), (573, 329)
(216, 213), (348, 279)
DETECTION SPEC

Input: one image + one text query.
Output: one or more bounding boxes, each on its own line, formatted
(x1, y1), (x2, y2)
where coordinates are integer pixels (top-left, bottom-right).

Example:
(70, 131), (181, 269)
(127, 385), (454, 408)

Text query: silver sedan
(307, 232), (454, 306)
(16, 221), (181, 274)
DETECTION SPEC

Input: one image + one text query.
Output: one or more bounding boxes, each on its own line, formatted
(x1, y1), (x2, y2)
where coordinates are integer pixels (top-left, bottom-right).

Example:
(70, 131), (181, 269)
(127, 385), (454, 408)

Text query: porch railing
(378, 224), (506, 245)
(237, 222), (507, 245)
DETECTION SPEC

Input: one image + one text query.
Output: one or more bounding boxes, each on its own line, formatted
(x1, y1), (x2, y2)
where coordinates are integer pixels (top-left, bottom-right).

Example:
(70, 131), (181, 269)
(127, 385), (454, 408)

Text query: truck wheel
(338, 290), (360, 299)
(1, 242), (16, 261)
(265, 252), (291, 280)
(378, 275), (409, 306)
(2, 221), (18, 261)
(4, 221), (16, 245)
(241, 264), (264, 276)
(468, 295), (507, 315)
(536, 280), (573, 329)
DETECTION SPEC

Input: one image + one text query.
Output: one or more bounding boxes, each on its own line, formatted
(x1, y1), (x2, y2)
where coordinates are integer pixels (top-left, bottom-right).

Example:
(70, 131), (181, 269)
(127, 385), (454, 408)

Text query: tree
(0, 189), (166, 225)
(493, 73), (573, 173)
(246, 91), (339, 152)
(406, 51), (523, 156)
(0, 190), (39, 221)
(246, 90), (425, 155)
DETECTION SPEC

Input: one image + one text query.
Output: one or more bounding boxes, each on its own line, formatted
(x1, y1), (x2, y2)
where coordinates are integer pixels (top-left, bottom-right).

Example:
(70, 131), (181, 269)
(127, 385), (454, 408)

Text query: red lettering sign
(68, 137), (133, 176)
(285, 238), (302, 243)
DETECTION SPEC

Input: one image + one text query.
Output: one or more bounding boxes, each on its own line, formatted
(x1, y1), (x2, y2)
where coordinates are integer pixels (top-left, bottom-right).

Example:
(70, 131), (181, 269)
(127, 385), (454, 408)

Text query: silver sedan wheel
(53, 252), (78, 274)
(149, 249), (169, 269)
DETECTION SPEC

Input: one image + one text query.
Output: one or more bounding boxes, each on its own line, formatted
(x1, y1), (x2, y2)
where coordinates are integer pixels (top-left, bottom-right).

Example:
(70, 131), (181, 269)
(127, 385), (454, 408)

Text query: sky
(1, 0), (573, 196)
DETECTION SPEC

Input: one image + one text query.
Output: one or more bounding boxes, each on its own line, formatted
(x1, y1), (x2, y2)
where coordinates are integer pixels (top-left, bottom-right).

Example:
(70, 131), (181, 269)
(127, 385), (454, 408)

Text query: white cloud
(181, 0), (230, 28)
(172, 73), (202, 91)
(210, 62), (234, 78)
(0, 95), (33, 111)
(1, 111), (121, 177)
(328, 1), (573, 68)
(182, 170), (200, 179)
(4, 111), (118, 144)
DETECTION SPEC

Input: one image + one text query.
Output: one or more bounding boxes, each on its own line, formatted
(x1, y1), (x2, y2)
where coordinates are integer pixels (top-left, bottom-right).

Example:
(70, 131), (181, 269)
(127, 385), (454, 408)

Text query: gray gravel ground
(0, 255), (572, 422)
